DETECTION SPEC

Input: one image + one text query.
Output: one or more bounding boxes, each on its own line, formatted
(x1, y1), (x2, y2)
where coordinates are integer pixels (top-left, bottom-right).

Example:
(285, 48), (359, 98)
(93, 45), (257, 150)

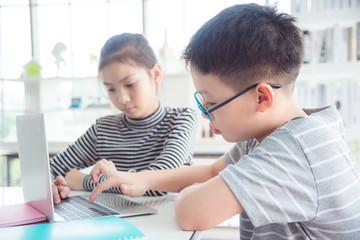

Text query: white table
(0, 187), (203, 240)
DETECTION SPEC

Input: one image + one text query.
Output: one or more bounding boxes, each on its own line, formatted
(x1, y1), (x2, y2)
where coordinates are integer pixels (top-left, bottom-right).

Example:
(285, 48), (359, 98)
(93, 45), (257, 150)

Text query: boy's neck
(256, 95), (307, 143)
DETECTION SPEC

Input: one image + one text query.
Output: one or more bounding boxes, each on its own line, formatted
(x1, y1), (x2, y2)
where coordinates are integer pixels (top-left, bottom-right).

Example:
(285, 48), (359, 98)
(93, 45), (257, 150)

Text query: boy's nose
(201, 112), (213, 121)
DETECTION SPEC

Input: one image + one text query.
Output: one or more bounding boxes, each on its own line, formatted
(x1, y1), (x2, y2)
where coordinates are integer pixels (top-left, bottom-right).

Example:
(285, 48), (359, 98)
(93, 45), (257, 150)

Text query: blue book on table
(0, 216), (145, 240)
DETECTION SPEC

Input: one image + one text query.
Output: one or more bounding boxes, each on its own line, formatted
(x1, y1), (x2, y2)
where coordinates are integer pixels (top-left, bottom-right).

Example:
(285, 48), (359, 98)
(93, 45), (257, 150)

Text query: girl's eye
(107, 88), (115, 93)
(126, 82), (135, 88)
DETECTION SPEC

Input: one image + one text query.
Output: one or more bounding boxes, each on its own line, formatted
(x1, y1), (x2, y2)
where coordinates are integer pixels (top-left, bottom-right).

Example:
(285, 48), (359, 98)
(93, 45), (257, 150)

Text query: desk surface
(0, 187), (203, 240)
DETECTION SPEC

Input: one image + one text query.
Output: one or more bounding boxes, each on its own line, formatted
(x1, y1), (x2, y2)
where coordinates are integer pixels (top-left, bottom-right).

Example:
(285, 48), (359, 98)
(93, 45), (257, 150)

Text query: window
(0, 1), (32, 79)
(0, 0), (290, 139)
(37, 0), (143, 78)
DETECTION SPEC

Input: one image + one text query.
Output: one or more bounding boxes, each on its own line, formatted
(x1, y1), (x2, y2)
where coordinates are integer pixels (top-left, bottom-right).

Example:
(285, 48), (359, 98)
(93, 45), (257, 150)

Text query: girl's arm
(49, 123), (99, 179)
(50, 123), (99, 202)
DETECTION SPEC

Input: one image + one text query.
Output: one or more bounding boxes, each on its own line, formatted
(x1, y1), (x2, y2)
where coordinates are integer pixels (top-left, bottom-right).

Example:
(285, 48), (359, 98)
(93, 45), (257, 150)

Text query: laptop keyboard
(54, 195), (119, 221)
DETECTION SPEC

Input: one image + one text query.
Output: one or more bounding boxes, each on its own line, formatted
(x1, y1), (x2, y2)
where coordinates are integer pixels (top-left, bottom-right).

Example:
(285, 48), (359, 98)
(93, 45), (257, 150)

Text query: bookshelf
(292, 0), (360, 162)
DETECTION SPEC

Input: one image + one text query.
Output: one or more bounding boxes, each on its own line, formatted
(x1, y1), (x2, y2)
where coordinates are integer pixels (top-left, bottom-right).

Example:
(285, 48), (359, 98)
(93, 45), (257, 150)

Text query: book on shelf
(357, 22), (360, 61)
(0, 216), (145, 240)
(0, 203), (47, 228)
(295, 80), (360, 128)
(302, 22), (359, 64)
(348, 25), (357, 62)
(291, 0), (360, 13)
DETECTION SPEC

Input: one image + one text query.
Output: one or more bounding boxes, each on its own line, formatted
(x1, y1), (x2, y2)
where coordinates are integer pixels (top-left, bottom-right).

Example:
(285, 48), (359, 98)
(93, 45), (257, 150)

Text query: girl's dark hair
(98, 33), (157, 75)
(182, 3), (303, 91)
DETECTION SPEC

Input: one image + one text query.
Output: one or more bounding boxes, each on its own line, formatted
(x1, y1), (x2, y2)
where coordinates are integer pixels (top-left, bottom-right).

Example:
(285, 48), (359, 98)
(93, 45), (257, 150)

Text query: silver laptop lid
(16, 113), (55, 223)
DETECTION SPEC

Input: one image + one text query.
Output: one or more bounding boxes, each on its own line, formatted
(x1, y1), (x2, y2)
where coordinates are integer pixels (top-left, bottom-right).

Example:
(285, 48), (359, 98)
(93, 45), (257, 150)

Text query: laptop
(16, 112), (157, 223)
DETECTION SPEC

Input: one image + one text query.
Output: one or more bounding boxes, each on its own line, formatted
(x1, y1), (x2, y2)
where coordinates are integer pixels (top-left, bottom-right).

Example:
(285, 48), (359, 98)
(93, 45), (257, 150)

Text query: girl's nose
(117, 91), (130, 105)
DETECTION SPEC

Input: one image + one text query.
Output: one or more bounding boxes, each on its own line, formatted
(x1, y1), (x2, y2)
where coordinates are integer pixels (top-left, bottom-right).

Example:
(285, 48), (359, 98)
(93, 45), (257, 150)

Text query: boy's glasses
(194, 83), (282, 121)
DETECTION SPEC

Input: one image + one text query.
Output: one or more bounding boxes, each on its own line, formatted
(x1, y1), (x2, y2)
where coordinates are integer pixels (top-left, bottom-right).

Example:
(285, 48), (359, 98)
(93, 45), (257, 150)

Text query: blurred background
(0, 0), (359, 189)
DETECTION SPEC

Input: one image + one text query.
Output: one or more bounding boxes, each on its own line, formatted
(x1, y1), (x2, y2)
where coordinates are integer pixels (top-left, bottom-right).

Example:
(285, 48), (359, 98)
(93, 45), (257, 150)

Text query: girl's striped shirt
(50, 105), (198, 196)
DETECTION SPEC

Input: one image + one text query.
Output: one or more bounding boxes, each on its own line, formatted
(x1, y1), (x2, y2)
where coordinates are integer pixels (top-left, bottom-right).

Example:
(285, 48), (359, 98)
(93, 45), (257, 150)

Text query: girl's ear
(255, 83), (275, 112)
(152, 64), (162, 84)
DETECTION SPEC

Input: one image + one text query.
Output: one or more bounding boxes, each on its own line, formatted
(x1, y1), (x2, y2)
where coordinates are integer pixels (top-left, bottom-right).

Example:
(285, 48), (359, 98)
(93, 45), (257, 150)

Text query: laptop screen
(16, 113), (157, 223)
(16, 113), (55, 222)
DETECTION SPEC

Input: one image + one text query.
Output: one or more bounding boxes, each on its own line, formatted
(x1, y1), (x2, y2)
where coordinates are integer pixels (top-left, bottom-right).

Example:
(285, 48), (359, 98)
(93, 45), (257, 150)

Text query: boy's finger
(120, 184), (129, 195)
(88, 178), (115, 203)
(90, 164), (102, 183)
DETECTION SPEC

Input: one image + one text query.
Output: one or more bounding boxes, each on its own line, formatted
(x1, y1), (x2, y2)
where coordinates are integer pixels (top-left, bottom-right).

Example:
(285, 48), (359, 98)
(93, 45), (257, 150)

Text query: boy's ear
(255, 83), (275, 112)
(152, 64), (162, 84)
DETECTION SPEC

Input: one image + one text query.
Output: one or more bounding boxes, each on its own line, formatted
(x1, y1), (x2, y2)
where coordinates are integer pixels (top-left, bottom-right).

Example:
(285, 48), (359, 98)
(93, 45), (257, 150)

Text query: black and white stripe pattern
(50, 105), (198, 196)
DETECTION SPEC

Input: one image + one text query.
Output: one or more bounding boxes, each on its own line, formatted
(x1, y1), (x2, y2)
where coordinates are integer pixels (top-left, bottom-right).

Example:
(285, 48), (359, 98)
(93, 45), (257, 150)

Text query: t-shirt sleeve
(224, 138), (258, 165)
(220, 129), (317, 227)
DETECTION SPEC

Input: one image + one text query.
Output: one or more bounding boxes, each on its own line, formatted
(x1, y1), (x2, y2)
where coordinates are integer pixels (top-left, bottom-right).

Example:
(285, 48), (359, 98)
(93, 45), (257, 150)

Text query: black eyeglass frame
(194, 83), (282, 121)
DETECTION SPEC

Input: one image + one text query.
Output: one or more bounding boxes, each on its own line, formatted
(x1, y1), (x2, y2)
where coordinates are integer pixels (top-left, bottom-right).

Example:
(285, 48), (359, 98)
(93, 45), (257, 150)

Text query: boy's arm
(88, 156), (226, 202)
(175, 175), (243, 231)
(132, 108), (198, 196)
(143, 156), (226, 193)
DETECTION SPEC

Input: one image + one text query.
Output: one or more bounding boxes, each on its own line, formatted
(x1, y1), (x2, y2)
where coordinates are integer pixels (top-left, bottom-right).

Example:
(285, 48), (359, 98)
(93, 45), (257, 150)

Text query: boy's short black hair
(182, 3), (303, 91)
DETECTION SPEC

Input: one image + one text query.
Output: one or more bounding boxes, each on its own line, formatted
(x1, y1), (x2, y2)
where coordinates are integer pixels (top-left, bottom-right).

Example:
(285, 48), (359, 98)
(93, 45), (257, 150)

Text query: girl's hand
(52, 176), (70, 204)
(88, 159), (148, 203)
(64, 169), (86, 190)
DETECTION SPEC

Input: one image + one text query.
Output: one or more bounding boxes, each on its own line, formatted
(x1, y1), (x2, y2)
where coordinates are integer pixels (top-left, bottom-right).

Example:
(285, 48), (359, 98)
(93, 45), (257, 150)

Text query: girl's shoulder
(95, 114), (122, 125)
(163, 106), (197, 117)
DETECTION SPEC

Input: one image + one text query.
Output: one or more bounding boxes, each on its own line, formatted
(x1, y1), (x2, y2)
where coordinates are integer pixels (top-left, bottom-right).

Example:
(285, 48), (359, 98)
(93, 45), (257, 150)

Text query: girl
(51, 33), (198, 203)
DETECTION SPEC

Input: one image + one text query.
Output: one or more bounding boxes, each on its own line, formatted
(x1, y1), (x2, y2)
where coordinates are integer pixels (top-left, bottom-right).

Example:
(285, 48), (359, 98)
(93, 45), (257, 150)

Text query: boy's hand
(88, 159), (148, 203)
(90, 159), (118, 184)
(64, 169), (86, 190)
(52, 176), (70, 204)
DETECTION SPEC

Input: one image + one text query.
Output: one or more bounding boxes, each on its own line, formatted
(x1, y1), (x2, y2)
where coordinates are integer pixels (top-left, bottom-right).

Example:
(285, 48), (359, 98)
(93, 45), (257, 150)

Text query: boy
(88, 4), (360, 239)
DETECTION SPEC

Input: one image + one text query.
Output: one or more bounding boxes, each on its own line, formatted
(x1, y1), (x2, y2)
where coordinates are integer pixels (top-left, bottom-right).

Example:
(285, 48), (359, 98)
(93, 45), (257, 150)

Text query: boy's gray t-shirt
(220, 106), (360, 240)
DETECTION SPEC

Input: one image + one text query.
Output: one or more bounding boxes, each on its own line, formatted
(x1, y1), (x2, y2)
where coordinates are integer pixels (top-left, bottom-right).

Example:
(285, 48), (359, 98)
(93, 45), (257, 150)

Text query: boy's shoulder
(254, 105), (344, 158)
(259, 105), (346, 162)
(278, 106), (342, 137)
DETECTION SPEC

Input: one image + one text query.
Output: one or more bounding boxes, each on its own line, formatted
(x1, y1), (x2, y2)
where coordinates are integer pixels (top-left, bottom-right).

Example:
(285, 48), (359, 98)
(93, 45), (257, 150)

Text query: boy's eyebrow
(103, 74), (133, 85)
(197, 90), (208, 95)
(198, 90), (217, 99)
